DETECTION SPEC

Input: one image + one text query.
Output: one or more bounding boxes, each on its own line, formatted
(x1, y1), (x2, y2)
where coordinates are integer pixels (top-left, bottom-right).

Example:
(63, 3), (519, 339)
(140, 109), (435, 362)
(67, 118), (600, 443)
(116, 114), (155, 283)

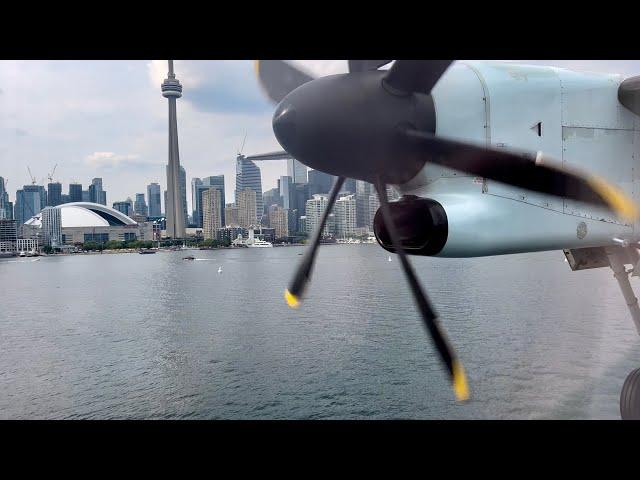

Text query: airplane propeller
(255, 59), (640, 402)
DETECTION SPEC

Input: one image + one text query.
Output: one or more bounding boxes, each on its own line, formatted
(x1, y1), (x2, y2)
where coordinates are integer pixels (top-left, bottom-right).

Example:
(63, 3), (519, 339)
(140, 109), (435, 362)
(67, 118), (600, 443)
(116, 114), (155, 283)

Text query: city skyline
(3, 60), (640, 213)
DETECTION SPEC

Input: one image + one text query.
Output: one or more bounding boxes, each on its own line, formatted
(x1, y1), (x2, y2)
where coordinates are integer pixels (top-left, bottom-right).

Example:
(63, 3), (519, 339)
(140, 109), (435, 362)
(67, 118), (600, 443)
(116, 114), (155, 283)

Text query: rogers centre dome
(23, 202), (154, 245)
(25, 202), (138, 228)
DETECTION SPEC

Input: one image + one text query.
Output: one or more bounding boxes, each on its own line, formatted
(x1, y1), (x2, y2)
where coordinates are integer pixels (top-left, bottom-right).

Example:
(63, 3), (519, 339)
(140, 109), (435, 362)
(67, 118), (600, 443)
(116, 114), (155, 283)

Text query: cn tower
(162, 60), (186, 239)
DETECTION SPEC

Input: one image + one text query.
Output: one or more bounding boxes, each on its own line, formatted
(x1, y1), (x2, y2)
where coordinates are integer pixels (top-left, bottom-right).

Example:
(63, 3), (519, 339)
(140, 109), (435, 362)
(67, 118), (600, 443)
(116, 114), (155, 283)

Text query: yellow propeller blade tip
(588, 175), (640, 222)
(284, 289), (301, 309)
(452, 360), (470, 402)
(254, 60), (261, 78)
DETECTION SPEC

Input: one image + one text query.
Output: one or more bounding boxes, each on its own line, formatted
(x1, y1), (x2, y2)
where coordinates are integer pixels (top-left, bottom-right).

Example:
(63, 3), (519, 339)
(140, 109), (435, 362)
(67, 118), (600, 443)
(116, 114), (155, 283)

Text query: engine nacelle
(373, 195), (448, 256)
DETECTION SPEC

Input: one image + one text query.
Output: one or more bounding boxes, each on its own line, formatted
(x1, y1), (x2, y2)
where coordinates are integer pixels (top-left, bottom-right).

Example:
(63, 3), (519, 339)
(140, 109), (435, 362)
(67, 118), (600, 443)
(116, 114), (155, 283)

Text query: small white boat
(388, 256), (392, 262)
(217, 266), (223, 274)
(247, 239), (273, 248)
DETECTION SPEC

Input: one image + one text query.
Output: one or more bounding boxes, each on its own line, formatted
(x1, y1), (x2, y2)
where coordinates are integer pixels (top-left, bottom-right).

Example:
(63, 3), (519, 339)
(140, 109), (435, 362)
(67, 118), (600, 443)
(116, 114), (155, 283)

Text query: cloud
(85, 152), (159, 170)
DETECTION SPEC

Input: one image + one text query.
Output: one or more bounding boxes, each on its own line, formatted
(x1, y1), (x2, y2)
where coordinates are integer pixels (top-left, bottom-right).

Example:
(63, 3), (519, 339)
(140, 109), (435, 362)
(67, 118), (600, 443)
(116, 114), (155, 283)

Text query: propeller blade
(285, 176), (346, 308)
(404, 129), (640, 222)
(348, 60), (393, 73)
(375, 179), (469, 401)
(383, 60), (453, 94)
(254, 60), (315, 104)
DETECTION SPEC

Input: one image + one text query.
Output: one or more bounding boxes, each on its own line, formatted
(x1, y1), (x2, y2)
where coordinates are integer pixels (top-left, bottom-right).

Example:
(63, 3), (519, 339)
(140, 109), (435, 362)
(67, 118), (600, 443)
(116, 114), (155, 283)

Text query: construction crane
(47, 164), (57, 184)
(26, 166), (36, 185)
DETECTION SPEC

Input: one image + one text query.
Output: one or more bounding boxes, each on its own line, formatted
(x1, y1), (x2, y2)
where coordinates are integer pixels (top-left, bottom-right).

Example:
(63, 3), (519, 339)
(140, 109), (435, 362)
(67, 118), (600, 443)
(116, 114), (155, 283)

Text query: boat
(139, 249), (157, 254)
(18, 251), (26, 257)
(183, 255), (195, 260)
(247, 239), (273, 248)
(217, 266), (223, 274)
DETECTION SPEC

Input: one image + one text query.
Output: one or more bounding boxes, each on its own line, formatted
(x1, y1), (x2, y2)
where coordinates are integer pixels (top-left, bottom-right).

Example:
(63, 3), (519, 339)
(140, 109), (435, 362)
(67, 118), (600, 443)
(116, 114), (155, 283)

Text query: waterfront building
(202, 188), (222, 240)
(68, 183), (83, 203)
(16, 238), (39, 254)
(368, 194), (380, 230)
(61, 194), (70, 204)
(305, 194), (335, 238)
(235, 154), (263, 223)
(82, 190), (90, 202)
(259, 228), (276, 243)
(41, 206), (62, 247)
(216, 226), (247, 244)
(22, 202), (153, 244)
(89, 178), (106, 205)
(335, 194), (357, 238)
(147, 183), (162, 218)
(163, 60), (186, 238)
(268, 205), (289, 239)
(134, 193), (148, 218)
(237, 188), (257, 228)
(47, 182), (62, 207)
(0, 219), (17, 255)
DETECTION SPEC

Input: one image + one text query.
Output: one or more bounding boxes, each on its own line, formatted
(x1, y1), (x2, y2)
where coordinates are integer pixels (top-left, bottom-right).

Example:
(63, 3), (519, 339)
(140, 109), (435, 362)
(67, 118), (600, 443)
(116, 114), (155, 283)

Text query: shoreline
(2, 242), (378, 259)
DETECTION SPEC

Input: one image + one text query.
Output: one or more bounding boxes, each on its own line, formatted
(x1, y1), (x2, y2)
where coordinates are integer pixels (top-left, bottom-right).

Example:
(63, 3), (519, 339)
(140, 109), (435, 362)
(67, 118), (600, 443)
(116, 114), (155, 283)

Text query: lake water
(1, 244), (639, 419)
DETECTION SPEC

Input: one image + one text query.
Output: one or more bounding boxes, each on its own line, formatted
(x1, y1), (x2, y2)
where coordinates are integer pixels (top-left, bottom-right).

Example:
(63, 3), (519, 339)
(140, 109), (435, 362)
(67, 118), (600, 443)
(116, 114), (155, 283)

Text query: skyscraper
(287, 158), (308, 184)
(340, 178), (357, 195)
(162, 60), (186, 238)
(89, 178), (106, 205)
(0, 177), (13, 220)
(225, 204), (239, 227)
(355, 180), (374, 228)
(191, 177), (202, 222)
(236, 154), (263, 223)
(269, 205), (289, 239)
(113, 200), (133, 217)
(279, 175), (293, 209)
(47, 182), (62, 207)
(202, 188), (222, 240)
(147, 183), (162, 217)
(15, 185), (45, 231)
(194, 175), (225, 228)
(68, 183), (83, 203)
(308, 169), (336, 194)
(237, 188), (257, 228)
(134, 193), (148, 217)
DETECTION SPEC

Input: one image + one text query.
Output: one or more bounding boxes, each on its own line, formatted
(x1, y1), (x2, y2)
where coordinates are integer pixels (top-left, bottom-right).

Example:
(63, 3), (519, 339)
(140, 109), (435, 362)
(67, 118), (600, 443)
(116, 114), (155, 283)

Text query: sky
(2, 60), (640, 215)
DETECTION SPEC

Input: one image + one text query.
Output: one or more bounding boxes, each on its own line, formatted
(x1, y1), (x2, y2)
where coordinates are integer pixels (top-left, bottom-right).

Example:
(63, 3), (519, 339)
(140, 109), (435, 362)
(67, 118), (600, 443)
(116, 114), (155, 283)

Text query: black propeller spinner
(256, 59), (639, 402)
